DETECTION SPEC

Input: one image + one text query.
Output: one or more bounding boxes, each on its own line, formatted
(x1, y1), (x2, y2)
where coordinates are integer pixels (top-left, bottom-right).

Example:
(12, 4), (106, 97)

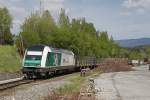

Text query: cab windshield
(25, 55), (42, 60)
(24, 55), (42, 67)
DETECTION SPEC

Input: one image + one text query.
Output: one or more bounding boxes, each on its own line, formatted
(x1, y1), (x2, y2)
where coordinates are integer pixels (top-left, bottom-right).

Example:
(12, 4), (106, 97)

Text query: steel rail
(0, 77), (33, 90)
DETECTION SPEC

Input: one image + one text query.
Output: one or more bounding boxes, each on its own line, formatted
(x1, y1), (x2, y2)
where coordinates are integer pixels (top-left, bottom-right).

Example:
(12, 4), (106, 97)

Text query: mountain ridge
(116, 38), (150, 48)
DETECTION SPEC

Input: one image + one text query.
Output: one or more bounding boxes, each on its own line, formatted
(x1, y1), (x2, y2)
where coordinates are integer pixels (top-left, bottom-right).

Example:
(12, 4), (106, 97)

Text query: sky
(0, 0), (150, 40)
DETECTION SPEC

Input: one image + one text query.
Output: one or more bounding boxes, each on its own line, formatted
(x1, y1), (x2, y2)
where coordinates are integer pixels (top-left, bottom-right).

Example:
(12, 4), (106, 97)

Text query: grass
(0, 45), (21, 72)
(56, 75), (84, 95)
(45, 71), (101, 100)
(89, 70), (103, 78)
(56, 71), (102, 95)
(45, 74), (85, 100)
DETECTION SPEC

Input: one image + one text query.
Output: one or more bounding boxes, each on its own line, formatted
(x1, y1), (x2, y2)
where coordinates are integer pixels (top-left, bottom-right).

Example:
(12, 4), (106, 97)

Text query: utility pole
(40, 0), (42, 15)
(39, 0), (44, 15)
(19, 34), (24, 57)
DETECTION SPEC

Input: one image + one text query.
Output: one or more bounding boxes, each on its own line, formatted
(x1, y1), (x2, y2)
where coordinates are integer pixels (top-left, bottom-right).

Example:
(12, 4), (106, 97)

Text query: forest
(0, 7), (148, 59)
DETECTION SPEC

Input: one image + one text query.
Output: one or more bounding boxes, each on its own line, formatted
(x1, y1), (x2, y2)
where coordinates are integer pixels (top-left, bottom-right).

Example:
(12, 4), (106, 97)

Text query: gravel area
(0, 72), (22, 81)
(94, 65), (150, 100)
(0, 77), (70, 100)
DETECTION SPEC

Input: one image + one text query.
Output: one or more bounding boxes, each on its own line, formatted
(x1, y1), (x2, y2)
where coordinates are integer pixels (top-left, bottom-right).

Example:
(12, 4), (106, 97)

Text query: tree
(16, 8), (121, 58)
(58, 8), (70, 30)
(145, 47), (150, 58)
(0, 7), (13, 45)
(21, 12), (40, 34)
(21, 12), (41, 48)
(20, 10), (57, 48)
(129, 50), (142, 60)
(39, 10), (57, 44)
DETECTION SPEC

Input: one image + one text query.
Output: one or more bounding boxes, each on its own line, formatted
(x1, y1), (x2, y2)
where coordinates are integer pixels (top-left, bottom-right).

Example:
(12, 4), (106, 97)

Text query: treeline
(121, 46), (150, 60)
(15, 9), (120, 58)
(1, 7), (146, 59)
(0, 7), (125, 58)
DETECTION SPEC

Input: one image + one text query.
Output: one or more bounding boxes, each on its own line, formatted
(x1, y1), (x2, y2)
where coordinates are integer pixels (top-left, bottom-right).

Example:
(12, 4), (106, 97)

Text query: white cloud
(13, 19), (22, 25)
(41, 0), (69, 21)
(43, 0), (65, 12)
(123, 0), (150, 9)
(9, 0), (22, 3)
(0, 0), (68, 34)
(120, 10), (132, 16)
(121, 0), (150, 15)
(0, 0), (27, 18)
(10, 6), (26, 15)
(0, 0), (29, 33)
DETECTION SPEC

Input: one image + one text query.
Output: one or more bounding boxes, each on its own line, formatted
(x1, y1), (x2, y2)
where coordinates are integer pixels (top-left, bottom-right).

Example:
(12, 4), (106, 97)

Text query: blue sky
(0, 0), (150, 40)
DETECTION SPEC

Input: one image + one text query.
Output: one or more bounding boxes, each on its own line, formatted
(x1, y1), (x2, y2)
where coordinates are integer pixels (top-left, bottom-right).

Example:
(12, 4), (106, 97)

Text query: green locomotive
(22, 45), (75, 78)
(22, 45), (97, 79)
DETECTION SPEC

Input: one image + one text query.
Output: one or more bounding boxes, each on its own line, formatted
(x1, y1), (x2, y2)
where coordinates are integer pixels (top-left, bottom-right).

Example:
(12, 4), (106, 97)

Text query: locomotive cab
(22, 45), (47, 78)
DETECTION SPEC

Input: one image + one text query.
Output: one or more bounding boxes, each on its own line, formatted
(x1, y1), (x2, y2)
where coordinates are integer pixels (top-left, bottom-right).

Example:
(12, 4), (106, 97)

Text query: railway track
(0, 70), (91, 92)
(0, 72), (79, 91)
(0, 77), (33, 91)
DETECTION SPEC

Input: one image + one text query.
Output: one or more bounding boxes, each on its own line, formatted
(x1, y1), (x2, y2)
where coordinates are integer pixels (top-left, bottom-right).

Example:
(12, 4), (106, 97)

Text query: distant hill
(116, 38), (150, 48)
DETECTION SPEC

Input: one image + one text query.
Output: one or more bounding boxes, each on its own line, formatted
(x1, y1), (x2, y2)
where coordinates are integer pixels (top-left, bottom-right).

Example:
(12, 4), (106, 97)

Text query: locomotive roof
(27, 45), (74, 55)
(28, 45), (45, 51)
(50, 47), (73, 55)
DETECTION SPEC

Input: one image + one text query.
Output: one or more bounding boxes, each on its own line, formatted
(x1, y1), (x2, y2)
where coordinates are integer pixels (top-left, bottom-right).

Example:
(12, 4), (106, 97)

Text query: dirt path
(95, 65), (150, 100)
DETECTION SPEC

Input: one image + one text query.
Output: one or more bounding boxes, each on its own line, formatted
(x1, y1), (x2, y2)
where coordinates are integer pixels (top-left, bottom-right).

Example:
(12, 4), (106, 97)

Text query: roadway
(95, 65), (150, 100)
